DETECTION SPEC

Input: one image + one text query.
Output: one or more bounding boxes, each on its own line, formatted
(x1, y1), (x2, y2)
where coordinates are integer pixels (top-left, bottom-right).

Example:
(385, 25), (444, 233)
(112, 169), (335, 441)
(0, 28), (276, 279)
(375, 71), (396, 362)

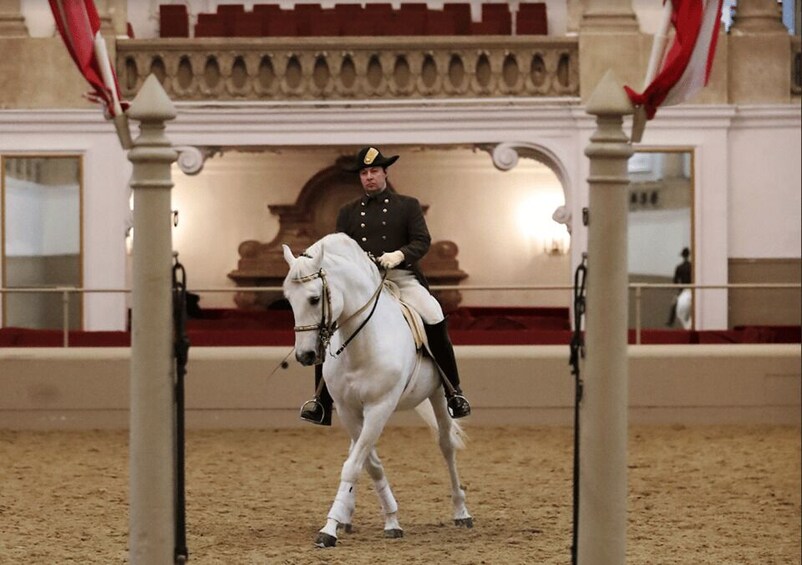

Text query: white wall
(728, 108), (802, 259)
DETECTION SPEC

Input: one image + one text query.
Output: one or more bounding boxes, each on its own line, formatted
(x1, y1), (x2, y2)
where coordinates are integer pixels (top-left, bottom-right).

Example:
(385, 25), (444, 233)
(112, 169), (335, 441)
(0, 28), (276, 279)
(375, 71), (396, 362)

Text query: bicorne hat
(343, 146), (399, 172)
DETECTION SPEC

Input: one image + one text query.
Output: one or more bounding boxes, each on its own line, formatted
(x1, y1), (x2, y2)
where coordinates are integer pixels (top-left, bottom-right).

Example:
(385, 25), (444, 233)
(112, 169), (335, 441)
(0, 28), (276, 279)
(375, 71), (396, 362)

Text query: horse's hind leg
(430, 395), (473, 528)
(365, 449), (403, 538)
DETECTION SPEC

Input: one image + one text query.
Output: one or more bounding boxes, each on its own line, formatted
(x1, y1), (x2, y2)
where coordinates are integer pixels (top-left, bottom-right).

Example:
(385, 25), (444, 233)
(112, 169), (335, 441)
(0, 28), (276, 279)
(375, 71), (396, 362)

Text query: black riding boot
(425, 319), (471, 419)
(299, 364), (332, 426)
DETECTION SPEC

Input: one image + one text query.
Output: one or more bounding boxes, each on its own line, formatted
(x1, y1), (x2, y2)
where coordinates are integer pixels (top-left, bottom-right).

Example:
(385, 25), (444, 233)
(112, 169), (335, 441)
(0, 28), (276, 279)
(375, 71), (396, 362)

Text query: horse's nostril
(297, 350), (316, 366)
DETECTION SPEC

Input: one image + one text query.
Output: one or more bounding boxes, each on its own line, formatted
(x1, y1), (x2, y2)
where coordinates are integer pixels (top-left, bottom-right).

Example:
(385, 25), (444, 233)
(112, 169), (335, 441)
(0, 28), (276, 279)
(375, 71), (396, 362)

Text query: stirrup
(300, 397), (330, 426)
(447, 394), (471, 419)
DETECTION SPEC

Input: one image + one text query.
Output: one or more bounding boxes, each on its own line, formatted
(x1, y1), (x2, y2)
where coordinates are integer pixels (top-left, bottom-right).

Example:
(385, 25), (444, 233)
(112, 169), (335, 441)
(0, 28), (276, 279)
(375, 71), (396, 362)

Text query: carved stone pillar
(127, 74), (178, 565)
(578, 69), (634, 565)
(580, 0), (639, 32)
(92, 0), (116, 37)
(731, 0), (787, 33)
(0, 0), (28, 37)
(566, 0), (584, 35)
(729, 0), (791, 103)
(578, 0), (646, 102)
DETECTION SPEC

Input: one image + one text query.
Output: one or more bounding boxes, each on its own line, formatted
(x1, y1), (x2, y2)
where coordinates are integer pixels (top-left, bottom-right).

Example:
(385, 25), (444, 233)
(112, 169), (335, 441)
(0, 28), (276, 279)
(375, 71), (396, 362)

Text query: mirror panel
(2, 156), (82, 329)
(627, 150), (694, 330)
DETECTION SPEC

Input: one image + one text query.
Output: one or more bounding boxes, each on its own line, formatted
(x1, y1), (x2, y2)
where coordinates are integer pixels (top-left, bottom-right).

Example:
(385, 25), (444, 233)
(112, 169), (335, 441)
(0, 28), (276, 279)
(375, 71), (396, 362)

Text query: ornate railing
(115, 36), (579, 101)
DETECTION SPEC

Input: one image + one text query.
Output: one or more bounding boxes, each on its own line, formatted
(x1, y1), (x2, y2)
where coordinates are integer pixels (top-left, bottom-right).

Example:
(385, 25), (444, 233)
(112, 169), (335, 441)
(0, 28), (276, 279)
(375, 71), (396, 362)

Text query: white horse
(282, 233), (472, 548)
(676, 288), (693, 330)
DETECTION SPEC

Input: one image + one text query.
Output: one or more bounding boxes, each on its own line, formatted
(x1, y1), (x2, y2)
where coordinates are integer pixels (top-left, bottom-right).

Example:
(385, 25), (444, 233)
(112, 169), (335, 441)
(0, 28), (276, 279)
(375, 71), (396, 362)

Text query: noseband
(291, 262), (386, 358)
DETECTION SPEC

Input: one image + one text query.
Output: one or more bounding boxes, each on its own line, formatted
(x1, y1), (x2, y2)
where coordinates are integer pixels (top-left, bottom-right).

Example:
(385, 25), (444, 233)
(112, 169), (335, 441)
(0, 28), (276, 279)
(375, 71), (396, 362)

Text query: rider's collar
(362, 187), (389, 203)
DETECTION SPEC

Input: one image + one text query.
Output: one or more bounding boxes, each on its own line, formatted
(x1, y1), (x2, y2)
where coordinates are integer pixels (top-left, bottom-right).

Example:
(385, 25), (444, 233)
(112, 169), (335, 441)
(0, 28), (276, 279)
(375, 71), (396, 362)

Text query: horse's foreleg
(366, 450), (403, 538)
(317, 403), (396, 547)
(316, 481), (357, 547)
(430, 395), (473, 528)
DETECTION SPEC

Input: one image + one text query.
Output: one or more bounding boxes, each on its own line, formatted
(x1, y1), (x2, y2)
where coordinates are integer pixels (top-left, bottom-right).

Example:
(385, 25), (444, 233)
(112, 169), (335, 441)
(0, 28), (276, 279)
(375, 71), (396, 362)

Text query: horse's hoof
(337, 523), (353, 534)
(384, 528), (404, 539)
(454, 517), (474, 529)
(315, 532), (337, 548)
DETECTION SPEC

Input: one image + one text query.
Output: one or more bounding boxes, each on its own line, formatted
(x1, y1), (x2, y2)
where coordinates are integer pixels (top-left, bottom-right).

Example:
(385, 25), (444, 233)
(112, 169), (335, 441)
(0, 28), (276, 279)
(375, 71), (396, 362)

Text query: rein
(292, 261), (387, 358)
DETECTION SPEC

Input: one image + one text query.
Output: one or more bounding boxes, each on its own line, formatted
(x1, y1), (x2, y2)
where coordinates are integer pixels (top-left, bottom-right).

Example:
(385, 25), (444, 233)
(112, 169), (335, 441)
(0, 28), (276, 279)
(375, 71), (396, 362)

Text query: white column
(578, 70), (634, 565)
(127, 74), (178, 565)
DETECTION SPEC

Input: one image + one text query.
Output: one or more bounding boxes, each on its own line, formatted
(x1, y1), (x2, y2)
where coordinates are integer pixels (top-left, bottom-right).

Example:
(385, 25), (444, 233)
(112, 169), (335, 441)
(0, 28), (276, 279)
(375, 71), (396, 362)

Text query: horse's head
(282, 241), (345, 366)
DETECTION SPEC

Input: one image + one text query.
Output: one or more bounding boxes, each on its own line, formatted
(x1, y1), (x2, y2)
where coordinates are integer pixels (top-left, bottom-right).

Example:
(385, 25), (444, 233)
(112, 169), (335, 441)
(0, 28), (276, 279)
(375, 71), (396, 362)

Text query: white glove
(378, 250), (405, 269)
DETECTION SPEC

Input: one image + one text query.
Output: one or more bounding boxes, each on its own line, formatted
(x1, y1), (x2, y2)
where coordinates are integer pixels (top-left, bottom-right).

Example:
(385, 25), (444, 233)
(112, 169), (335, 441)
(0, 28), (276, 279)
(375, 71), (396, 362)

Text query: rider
(300, 146), (471, 425)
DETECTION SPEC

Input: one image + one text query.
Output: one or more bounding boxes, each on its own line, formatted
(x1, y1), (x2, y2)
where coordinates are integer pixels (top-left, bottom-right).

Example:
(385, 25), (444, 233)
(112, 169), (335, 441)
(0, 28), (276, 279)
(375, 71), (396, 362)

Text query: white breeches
(386, 269), (444, 324)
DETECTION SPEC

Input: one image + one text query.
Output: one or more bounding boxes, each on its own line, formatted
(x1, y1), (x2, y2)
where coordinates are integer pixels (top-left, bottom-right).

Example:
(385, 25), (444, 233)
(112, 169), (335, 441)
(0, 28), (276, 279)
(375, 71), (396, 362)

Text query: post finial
(127, 74), (177, 123)
(586, 70), (635, 117)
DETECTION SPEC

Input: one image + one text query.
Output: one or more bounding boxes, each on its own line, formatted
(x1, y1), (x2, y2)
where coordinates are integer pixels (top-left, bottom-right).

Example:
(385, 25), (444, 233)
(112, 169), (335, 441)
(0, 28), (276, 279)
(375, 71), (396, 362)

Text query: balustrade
(116, 37), (579, 101)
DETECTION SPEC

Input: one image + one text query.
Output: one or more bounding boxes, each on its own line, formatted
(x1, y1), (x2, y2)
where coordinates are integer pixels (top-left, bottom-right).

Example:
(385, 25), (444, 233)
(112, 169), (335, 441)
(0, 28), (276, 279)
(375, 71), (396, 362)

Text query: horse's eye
(309, 296), (321, 306)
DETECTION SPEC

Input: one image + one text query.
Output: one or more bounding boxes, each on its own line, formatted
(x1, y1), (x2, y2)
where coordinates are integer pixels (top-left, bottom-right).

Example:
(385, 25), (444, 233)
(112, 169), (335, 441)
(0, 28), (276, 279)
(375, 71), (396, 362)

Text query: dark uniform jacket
(673, 260), (691, 285)
(336, 190), (431, 286)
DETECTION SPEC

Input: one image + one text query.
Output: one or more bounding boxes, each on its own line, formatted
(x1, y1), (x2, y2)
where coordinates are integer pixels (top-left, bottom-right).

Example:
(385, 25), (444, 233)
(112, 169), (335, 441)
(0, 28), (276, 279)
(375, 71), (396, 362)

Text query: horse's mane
(291, 233), (379, 284)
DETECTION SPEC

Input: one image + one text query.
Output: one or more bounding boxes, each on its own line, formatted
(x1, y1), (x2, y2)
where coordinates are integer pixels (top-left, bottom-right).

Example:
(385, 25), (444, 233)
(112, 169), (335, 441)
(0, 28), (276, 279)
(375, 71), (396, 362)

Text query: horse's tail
(414, 400), (468, 451)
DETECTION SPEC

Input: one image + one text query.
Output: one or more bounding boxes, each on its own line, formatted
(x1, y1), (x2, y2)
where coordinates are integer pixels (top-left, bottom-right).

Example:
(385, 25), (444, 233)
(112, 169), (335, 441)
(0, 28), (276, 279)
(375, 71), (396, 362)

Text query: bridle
(291, 261), (386, 358)
(292, 267), (337, 353)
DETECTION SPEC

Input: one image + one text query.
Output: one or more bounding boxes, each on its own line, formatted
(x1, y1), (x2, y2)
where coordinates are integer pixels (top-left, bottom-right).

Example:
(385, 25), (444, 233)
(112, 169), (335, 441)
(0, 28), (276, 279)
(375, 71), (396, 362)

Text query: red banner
(49, 0), (127, 118)
(625, 0), (723, 120)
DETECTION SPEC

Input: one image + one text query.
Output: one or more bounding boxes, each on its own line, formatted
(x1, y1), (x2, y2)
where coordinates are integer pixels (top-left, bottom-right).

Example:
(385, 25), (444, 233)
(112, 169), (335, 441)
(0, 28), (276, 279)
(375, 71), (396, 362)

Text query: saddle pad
(383, 280), (426, 349)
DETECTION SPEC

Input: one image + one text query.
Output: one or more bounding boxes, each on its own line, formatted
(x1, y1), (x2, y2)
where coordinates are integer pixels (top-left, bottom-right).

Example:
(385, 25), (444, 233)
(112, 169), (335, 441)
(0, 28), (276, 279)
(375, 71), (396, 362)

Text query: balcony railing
(115, 36), (579, 102)
(1, 283), (799, 347)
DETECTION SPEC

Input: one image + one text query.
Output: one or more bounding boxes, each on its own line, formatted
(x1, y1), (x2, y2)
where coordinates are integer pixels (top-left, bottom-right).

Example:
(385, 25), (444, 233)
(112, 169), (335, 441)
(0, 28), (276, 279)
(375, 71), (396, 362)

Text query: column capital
(730, 0), (787, 34)
(580, 0), (639, 33)
(0, 0), (28, 37)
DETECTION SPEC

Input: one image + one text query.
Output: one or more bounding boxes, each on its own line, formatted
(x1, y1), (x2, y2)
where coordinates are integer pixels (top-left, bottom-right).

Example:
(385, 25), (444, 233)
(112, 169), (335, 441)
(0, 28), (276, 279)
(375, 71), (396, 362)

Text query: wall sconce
(517, 192), (571, 257)
(545, 237), (568, 256)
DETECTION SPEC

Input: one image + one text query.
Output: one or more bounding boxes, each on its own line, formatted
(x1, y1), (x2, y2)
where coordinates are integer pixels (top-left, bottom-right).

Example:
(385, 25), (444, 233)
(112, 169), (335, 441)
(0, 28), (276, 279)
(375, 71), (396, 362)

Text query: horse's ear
(282, 244), (295, 267)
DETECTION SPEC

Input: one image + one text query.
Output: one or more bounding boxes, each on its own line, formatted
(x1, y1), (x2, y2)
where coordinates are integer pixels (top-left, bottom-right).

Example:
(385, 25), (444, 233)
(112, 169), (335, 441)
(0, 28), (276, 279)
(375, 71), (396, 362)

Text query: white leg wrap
(327, 481), (356, 524)
(374, 477), (398, 515)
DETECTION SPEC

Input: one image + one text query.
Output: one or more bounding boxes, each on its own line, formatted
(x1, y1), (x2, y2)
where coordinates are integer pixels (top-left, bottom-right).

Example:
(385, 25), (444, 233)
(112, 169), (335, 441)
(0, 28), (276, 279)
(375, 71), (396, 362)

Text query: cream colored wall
(170, 149), (337, 308)
(171, 146), (571, 310)
(728, 119), (802, 259)
(1, 345), (798, 430)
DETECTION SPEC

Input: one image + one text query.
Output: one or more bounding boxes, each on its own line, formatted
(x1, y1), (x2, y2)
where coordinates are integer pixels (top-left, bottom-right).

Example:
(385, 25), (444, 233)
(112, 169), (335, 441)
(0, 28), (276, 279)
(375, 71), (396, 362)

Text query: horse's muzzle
(296, 350), (318, 366)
